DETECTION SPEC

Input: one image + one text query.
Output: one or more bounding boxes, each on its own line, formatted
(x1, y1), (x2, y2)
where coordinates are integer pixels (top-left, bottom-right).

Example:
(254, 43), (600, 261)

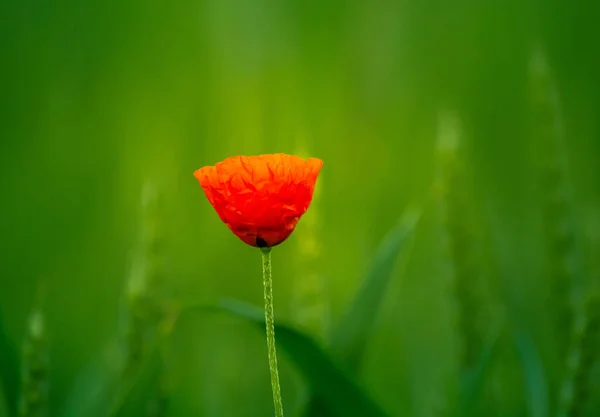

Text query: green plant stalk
(261, 248), (284, 417)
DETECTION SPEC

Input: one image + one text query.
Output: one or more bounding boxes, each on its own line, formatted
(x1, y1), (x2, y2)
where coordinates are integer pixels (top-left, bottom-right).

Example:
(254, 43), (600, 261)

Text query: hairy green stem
(261, 248), (284, 417)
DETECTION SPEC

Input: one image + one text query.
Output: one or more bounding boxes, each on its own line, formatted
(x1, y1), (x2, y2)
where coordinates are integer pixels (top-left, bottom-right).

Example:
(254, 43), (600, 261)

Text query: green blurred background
(1, 0), (600, 416)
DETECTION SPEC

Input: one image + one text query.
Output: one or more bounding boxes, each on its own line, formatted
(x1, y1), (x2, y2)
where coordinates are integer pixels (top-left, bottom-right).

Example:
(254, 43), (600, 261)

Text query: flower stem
(261, 247), (284, 417)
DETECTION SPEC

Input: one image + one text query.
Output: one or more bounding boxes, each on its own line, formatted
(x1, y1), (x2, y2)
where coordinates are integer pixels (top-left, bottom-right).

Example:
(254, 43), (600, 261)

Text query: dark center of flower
(255, 237), (269, 247)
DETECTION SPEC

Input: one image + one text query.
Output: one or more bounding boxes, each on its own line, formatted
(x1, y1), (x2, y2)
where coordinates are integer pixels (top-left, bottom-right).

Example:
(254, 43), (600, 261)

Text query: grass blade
(216, 299), (390, 417)
(514, 327), (549, 417)
(451, 324), (504, 417)
(61, 340), (124, 417)
(110, 345), (164, 417)
(329, 204), (421, 372)
(63, 306), (177, 417)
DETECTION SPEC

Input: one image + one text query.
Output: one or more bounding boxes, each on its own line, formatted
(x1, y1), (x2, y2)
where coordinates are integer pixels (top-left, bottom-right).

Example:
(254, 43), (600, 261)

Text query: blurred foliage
(18, 297), (49, 417)
(0, 309), (19, 417)
(2, 0), (600, 416)
(218, 299), (389, 417)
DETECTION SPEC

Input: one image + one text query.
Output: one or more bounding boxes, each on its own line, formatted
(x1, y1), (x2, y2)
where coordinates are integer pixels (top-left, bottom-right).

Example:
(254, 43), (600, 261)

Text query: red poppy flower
(194, 153), (323, 248)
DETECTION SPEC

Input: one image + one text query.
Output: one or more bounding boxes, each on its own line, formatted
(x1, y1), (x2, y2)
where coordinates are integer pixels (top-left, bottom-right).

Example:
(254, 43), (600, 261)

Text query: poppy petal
(194, 153), (323, 247)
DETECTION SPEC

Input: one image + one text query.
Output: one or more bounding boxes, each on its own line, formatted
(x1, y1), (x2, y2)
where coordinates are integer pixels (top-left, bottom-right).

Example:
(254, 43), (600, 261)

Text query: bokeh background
(1, 0), (600, 416)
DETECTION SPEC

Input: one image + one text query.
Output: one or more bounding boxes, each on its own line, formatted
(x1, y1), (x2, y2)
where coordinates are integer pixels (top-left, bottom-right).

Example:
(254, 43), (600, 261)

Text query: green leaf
(216, 299), (390, 417)
(452, 325), (505, 417)
(514, 328), (549, 417)
(330, 204), (421, 372)
(110, 346), (164, 417)
(61, 340), (124, 417)
(0, 308), (19, 417)
(62, 335), (166, 417)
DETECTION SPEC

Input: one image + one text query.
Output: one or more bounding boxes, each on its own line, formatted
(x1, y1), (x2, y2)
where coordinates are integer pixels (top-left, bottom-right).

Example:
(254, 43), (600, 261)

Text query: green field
(1, 1), (600, 416)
